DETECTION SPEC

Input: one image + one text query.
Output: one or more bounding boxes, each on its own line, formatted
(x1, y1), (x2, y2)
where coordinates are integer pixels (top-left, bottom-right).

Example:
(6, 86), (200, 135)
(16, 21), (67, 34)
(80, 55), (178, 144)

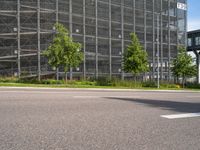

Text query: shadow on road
(106, 97), (200, 113)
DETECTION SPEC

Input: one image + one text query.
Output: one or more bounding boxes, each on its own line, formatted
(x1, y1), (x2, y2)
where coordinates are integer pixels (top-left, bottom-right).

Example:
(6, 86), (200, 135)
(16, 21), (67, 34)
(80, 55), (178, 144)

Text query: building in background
(187, 30), (200, 52)
(0, 0), (187, 80)
(187, 29), (200, 83)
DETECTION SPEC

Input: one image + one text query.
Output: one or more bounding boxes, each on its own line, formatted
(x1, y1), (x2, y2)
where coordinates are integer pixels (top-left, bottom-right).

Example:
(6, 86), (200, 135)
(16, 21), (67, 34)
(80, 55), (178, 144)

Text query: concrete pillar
(56, 0), (59, 80)
(193, 51), (200, 84)
(95, 0), (98, 79)
(37, 0), (41, 81)
(69, 0), (73, 80)
(168, 0), (171, 81)
(121, 0), (124, 80)
(109, 0), (112, 79)
(17, 0), (21, 78)
(197, 53), (200, 84)
(152, 0), (155, 80)
(83, 0), (86, 79)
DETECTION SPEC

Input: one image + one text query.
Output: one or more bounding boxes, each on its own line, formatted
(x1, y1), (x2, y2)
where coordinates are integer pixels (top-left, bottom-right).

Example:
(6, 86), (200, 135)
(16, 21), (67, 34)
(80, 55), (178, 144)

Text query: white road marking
(161, 113), (200, 119)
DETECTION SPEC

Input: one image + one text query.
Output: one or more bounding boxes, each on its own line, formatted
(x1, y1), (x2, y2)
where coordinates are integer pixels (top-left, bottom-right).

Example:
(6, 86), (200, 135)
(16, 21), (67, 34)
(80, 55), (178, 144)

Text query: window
(195, 37), (200, 46)
(187, 38), (192, 47)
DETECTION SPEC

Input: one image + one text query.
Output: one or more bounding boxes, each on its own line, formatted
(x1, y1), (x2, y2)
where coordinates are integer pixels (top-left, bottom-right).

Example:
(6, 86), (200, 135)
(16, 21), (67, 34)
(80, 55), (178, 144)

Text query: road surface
(0, 87), (200, 150)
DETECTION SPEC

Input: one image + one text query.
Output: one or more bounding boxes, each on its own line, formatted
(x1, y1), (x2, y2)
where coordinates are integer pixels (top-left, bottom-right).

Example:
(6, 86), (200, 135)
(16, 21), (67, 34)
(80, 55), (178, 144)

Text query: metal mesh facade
(0, 0), (187, 80)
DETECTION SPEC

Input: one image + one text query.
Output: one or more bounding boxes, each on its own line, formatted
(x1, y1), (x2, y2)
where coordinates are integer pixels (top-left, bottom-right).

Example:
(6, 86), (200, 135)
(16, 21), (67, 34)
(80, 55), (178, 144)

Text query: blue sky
(188, 0), (200, 31)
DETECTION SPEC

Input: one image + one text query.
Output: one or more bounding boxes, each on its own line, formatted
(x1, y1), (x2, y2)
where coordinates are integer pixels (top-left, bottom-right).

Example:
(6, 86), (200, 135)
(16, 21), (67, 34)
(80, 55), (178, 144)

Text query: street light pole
(156, 14), (160, 89)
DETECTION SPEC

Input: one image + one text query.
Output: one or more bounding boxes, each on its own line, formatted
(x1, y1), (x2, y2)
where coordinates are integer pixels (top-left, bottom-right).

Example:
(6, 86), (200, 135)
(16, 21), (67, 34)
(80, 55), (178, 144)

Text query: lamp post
(156, 14), (160, 89)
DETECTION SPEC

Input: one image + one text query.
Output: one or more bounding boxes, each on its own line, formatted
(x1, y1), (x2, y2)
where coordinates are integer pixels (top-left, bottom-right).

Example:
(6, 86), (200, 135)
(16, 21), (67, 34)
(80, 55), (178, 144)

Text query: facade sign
(177, 2), (187, 10)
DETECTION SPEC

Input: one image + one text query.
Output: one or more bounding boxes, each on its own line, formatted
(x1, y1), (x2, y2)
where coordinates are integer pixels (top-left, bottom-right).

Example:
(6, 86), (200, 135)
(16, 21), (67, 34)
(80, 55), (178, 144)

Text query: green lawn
(0, 82), (193, 91)
(0, 77), (199, 91)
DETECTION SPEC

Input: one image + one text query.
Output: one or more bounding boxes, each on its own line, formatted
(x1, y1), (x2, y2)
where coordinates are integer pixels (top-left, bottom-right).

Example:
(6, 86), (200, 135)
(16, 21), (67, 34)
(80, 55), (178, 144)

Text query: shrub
(18, 78), (40, 84)
(160, 83), (180, 89)
(41, 79), (64, 85)
(186, 83), (200, 89)
(142, 81), (157, 88)
(0, 77), (18, 83)
(111, 78), (142, 88)
(96, 77), (112, 86)
(76, 80), (96, 86)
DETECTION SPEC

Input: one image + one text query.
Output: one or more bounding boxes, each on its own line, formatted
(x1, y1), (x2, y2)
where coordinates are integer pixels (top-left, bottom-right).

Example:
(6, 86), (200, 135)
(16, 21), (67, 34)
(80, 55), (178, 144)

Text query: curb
(0, 86), (199, 93)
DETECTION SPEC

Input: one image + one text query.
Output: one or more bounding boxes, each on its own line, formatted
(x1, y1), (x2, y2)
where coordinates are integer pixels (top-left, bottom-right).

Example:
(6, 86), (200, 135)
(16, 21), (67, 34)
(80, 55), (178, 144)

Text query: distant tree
(44, 23), (83, 81)
(171, 46), (197, 87)
(123, 33), (149, 81)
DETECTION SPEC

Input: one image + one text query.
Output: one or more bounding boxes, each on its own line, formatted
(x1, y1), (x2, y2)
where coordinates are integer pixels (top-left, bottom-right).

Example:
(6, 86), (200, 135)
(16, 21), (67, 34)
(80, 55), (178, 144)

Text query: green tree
(44, 23), (83, 81)
(171, 46), (197, 87)
(123, 33), (149, 81)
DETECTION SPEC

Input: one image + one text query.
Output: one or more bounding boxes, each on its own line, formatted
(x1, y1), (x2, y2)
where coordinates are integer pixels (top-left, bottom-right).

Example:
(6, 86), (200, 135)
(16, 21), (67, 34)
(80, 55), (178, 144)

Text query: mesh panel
(0, 0), (187, 79)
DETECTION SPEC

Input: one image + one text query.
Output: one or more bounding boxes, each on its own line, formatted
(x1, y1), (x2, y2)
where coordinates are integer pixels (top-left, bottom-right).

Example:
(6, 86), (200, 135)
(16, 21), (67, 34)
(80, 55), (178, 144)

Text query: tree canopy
(171, 46), (197, 85)
(123, 33), (149, 76)
(43, 23), (83, 80)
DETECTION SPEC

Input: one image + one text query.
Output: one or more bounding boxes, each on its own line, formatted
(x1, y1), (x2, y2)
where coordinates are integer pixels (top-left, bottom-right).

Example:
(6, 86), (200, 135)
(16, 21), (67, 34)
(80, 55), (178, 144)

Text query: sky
(188, 0), (200, 31)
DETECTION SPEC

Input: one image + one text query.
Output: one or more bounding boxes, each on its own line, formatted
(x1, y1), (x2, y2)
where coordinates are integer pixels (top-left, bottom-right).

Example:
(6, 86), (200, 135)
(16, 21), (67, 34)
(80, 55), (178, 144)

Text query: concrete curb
(0, 86), (199, 93)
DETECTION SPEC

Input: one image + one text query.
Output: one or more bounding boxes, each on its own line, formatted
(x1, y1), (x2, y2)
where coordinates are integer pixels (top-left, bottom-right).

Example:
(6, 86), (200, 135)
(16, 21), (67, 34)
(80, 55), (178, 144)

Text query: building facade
(0, 0), (187, 80)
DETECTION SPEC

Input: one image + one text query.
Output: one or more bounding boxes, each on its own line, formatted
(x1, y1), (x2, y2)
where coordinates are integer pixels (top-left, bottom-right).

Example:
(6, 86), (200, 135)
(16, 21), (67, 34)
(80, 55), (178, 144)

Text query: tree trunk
(182, 76), (185, 88)
(70, 67), (73, 80)
(176, 76), (179, 84)
(134, 75), (137, 87)
(65, 72), (68, 83)
(56, 67), (59, 81)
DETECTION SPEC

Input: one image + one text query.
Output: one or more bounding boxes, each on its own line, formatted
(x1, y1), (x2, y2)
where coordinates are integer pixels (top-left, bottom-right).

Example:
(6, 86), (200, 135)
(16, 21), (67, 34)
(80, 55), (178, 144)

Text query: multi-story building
(0, 0), (187, 80)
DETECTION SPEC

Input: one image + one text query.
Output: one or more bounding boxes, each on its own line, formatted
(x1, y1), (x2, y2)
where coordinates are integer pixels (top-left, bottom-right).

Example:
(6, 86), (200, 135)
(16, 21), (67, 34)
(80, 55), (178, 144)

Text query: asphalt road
(0, 87), (200, 150)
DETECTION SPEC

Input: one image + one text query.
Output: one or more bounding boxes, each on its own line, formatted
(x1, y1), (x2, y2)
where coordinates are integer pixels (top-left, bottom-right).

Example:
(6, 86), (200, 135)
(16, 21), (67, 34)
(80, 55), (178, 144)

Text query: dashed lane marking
(161, 113), (200, 119)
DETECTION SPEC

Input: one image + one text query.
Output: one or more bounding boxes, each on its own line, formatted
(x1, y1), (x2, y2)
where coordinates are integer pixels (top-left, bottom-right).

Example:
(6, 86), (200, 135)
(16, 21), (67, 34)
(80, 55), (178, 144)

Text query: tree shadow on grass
(105, 97), (200, 113)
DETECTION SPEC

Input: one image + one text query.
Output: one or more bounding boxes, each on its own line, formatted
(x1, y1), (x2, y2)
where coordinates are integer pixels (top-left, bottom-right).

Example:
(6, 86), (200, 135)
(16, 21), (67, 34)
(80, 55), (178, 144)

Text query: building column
(133, 0), (135, 33)
(95, 0), (98, 79)
(121, 0), (124, 80)
(152, 0), (155, 80)
(156, 14), (160, 88)
(194, 51), (200, 84)
(198, 53), (200, 84)
(37, 0), (41, 81)
(168, 0), (171, 81)
(109, 0), (112, 79)
(160, 0), (164, 81)
(56, 0), (59, 80)
(83, 0), (86, 79)
(144, 0), (147, 81)
(17, 0), (21, 78)
(69, 0), (73, 80)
